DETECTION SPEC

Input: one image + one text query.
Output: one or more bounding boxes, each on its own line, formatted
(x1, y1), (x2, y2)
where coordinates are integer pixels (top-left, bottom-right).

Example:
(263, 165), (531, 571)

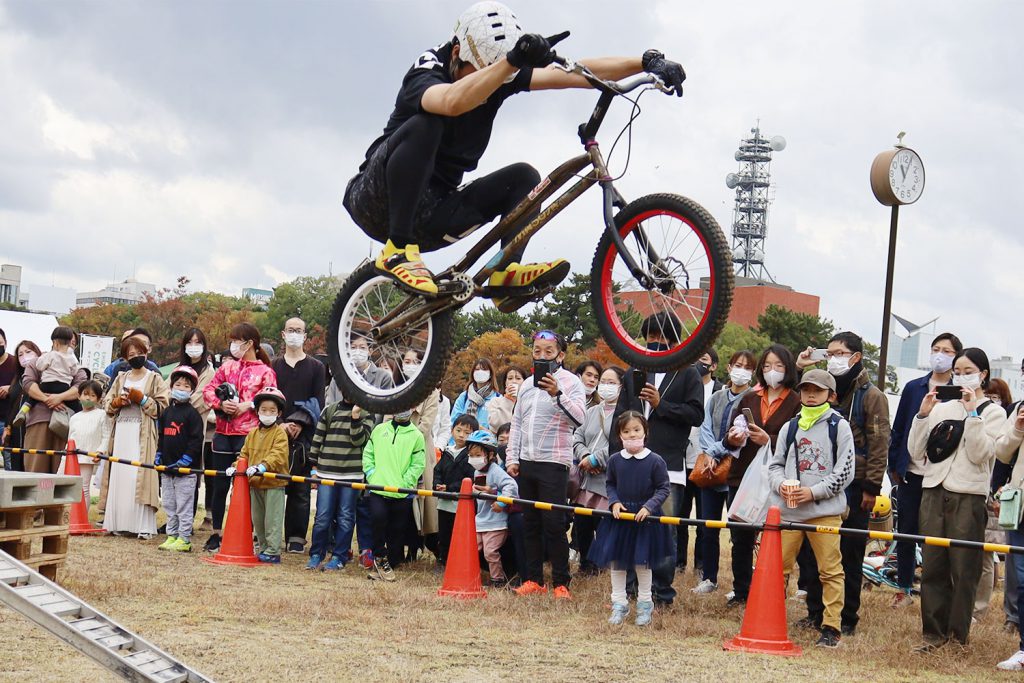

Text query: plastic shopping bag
(728, 443), (773, 524)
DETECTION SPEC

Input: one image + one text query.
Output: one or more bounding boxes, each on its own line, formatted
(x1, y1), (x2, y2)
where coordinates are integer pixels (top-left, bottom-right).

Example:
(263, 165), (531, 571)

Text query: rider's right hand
(506, 31), (570, 69)
(642, 49), (686, 97)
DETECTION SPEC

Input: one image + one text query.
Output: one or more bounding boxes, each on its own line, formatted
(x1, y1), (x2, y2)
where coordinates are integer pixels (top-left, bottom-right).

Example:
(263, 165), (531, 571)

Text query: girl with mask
(571, 366), (625, 575)
(908, 347), (1003, 651)
(101, 336), (169, 538)
(1, 340), (43, 467)
(201, 323), (277, 551)
(451, 358), (500, 432)
(486, 365), (527, 435)
(179, 328), (216, 530)
(66, 379), (109, 507)
(692, 350), (757, 595)
(722, 344), (801, 607)
(588, 410), (672, 627)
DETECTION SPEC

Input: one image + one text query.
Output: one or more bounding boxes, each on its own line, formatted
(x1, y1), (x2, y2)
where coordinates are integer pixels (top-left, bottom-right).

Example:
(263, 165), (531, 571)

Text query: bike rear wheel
(590, 193), (733, 371)
(327, 261), (455, 414)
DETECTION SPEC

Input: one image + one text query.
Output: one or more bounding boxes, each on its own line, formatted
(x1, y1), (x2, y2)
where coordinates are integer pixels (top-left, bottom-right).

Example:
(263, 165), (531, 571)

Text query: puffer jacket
(202, 359), (277, 436)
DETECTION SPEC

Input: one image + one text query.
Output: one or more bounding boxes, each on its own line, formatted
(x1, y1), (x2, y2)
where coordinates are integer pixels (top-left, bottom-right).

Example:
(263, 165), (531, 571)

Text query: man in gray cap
(768, 368), (855, 649)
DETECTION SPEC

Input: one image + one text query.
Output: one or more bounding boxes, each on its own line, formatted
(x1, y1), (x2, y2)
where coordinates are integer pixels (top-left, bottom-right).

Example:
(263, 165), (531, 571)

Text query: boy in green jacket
(363, 409), (425, 581)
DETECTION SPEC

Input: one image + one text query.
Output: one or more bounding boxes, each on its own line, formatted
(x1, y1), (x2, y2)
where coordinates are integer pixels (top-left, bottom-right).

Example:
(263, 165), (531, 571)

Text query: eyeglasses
(825, 352), (853, 359)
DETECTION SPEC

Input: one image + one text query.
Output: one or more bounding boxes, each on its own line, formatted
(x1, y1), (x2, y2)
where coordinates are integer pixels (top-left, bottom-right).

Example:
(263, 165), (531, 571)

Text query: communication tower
(725, 126), (786, 282)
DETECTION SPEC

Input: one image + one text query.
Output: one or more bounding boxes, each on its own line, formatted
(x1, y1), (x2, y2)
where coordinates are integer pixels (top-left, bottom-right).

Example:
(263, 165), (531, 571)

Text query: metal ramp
(0, 549), (212, 682)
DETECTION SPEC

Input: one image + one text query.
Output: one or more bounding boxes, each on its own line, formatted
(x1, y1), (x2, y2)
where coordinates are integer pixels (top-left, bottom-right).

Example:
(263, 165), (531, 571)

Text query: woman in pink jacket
(201, 322), (277, 551)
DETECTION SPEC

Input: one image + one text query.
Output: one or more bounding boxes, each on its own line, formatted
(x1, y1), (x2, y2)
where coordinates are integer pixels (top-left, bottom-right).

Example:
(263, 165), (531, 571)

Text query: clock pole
(877, 204), (899, 388)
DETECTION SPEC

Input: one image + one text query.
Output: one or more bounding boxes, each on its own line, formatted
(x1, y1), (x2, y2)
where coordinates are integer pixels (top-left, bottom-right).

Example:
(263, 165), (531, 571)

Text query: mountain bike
(328, 57), (734, 413)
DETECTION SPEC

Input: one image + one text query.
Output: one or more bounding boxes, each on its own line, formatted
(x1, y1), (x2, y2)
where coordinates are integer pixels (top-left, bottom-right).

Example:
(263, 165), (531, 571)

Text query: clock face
(888, 149), (924, 204)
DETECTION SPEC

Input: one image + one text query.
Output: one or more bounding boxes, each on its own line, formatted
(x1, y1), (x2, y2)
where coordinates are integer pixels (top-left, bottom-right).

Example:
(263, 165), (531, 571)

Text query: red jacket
(202, 359), (277, 436)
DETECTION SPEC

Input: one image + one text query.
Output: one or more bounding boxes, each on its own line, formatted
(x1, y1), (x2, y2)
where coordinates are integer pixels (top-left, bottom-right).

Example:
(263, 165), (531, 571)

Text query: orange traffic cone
(65, 440), (103, 535)
(723, 506), (802, 656)
(203, 457), (262, 567)
(438, 477), (486, 599)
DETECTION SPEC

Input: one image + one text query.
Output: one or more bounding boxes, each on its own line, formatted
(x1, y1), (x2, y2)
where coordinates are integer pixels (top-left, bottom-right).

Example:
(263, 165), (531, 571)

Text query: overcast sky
(1, 1), (1021, 358)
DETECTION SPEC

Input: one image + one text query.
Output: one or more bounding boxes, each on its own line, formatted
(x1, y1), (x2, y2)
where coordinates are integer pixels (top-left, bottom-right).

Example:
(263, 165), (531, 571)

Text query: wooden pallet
(0, 504), (69, 582)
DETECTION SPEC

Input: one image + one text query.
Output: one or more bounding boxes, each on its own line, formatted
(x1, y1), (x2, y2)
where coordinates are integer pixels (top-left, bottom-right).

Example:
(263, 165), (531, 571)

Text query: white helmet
(453, 1), (523, 71)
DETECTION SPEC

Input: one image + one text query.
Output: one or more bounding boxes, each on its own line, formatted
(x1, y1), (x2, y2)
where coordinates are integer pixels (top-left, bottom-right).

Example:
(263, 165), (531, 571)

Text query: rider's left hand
(506, 31), (570, 69)
(642, 49), (686, 97)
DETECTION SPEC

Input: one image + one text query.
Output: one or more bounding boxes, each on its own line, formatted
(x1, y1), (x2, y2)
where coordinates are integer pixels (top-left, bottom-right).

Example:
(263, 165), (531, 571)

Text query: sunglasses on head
(533, 330), (558, 341)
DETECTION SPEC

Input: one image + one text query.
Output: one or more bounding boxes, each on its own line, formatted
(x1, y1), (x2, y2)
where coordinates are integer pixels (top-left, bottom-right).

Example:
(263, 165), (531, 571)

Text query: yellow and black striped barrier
(3, 445), (1023, 555)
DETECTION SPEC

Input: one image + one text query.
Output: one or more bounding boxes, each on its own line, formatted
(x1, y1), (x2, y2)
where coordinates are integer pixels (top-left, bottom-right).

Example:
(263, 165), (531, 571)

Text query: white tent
(0, 310), (60, 352)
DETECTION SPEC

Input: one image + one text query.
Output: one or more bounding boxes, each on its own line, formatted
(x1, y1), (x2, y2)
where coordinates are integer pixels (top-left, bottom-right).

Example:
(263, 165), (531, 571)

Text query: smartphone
(809, 348), (828, 362)
(474, 472), (488, 487)
(935, 385), (962, 402)
(632, 368), (647, 397)
(741, 408), (756, 426)
(533, 359), (552, 386)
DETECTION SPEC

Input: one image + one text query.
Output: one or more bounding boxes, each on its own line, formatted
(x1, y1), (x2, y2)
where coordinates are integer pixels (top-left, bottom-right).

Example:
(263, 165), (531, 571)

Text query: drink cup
(782, 479), (801, 508)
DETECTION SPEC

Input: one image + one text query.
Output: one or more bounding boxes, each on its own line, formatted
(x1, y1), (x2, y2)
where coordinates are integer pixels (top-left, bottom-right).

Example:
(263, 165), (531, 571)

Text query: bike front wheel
(327, 261), (455, 414)
(590, 193), (733, 371)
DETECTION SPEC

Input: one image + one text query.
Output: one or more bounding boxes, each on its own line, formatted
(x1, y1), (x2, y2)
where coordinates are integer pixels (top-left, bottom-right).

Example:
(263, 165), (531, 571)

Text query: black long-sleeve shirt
(158, 402), (204, 475)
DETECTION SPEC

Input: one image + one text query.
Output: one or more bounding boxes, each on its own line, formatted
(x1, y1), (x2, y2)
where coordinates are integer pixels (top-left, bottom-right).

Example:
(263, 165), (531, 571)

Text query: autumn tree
(442, 328), (532, 397)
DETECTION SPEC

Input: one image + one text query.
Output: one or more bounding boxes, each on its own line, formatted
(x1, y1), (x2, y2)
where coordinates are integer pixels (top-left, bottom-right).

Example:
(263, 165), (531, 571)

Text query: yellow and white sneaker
(489, 260), (570, 312)
(374, 240), (438, 296)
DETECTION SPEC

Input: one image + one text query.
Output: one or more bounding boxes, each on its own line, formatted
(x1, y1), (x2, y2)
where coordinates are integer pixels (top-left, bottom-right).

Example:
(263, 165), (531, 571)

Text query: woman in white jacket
(908, 347), (1003, 651)
(994, 402), (1024, 670)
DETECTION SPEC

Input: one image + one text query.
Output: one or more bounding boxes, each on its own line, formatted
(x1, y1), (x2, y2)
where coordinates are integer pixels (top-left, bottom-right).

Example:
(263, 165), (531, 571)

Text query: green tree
(260, 275), (343, 341)
(452, 306), (532, 350)
(756, 304), (835, 353)
(712, 322), (772, 371)
(527, 273), (601, 347)
(861, 340), (899, 393)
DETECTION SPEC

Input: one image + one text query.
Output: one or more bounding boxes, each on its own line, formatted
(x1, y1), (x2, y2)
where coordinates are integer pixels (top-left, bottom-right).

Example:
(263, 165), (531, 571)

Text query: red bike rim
(599, 208), (715, 358)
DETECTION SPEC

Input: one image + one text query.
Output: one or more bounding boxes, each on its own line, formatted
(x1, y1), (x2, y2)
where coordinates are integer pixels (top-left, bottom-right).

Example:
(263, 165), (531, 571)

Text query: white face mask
(350, 348), (369, 367)
(284, 332), (305, 349)
(185, 344), (204, 359)
(473, 370), (491, 384)
(729, 368), (752, 387)
(468, 456), (486, 471)
(764, 369), (785, 388)
(403, 362), (420, 378)
(930, 352), (954, 374)
(229, 341), (246, 359)
(952, 372), (982, 391)
(597, 383), (620, 402)
(259, 414), (277, 426)
(827, 355), (853, 377)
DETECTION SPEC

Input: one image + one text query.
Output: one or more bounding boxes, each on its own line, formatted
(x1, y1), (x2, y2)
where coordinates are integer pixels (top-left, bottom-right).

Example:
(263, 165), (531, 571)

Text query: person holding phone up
(505, 329), (587, 600)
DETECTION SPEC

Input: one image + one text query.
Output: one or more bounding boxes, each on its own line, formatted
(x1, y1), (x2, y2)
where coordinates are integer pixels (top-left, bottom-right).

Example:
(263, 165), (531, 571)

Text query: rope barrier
(3, 446), (1023, 554)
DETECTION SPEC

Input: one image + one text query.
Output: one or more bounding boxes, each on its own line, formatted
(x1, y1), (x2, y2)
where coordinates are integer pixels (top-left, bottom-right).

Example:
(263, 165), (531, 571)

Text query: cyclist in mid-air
(343, 1), (685, 313)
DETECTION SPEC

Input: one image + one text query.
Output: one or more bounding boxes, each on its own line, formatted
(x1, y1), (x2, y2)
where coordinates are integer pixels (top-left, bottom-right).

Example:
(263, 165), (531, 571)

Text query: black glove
(642, 49), (686, 97)
(506, 31), (570, 69)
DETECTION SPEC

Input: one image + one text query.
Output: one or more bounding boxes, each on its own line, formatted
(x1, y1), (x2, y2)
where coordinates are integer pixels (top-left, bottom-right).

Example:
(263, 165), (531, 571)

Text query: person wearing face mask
(451, 358), (500, 432)
(692, 350), (757, 595)
(908, 347), (1003, 652)
(178, 328), (216, 529)
(572, 366), (625, 575)
(887, 331), (963, 606)
(103, 328), (161, 379)
(362, 407), (426, 581)
(155, 366), (205, 553)
(609, 312), (705, 608)
(66, 379), (109, 506)
(399, 348), (439, 561)
(723, 343), (802, 607)
(100, 336), (169, 538)
(486, 365), (526, 437)
(794, 332), (890, 636)
(201, 323), (277, 552)
(465, 430), (519, 588)
(576, 360), (604, 409)
(270, 317), (326, 555)
(0, 328), (18, 439)
(2, 341), (44, 469)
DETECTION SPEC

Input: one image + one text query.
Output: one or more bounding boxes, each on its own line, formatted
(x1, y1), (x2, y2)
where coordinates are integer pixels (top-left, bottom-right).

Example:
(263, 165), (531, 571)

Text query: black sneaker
(795, 616), (822, 631)
(841, 624), (856, 637)
(726, 595), (747, 608)
(816, 627), (841, 648)
(203, 533), (221, 552)
(287, 541), (305, 554)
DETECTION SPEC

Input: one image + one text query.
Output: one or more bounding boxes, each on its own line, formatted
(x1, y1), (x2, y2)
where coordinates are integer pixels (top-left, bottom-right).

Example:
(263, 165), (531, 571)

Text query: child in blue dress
(589, 410), (672, 626)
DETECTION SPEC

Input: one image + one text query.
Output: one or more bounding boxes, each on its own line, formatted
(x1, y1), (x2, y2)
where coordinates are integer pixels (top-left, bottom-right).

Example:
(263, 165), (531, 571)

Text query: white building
(991, 356), (1023, 401)
(0, 264), (22, 307)
(76, 278), (155, 308)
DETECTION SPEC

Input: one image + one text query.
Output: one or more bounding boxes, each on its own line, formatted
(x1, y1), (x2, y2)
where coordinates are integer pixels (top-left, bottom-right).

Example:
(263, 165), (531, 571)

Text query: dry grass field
(1, 505), (1020, 682)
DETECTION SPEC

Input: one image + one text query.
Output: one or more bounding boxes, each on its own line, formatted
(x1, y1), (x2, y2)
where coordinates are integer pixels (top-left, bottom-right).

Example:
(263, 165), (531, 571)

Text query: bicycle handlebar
(552, 54), (674, 96)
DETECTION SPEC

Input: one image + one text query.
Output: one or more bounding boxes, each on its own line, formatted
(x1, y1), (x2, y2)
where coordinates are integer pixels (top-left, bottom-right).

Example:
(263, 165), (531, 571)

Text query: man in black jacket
(610, 311), (705, 607)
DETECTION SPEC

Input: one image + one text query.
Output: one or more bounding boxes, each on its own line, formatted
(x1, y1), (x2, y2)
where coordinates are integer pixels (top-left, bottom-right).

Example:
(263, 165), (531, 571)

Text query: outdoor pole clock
(870, 133), (925, 206)
(871, 132), (924, 388)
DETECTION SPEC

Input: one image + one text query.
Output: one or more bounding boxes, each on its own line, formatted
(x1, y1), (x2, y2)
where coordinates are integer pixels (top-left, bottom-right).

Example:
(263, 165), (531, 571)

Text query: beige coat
(100, 370), (169, 510)
(413, 389), (439, 535)
(995, 412), (1024, 489)
(908, 399), (1003, 496)
(487, 395), (515, 434)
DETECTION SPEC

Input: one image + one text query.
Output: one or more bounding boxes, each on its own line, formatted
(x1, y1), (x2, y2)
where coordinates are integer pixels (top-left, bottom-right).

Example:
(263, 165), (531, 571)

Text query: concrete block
(0, 472), (82, 509)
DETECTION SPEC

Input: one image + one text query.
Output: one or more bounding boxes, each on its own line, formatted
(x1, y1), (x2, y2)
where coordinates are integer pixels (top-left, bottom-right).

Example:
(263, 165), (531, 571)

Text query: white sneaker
(725, 590), (736, 601)
(997, 650), (1024, 671)
(789, 589), (807, 601)
(691, 579), (718, 594)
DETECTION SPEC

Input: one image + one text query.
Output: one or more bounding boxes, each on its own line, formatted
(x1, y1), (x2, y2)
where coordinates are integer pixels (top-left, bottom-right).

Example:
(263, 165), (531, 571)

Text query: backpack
(784, 412), (845, 483)
(925, 400), (993, 464)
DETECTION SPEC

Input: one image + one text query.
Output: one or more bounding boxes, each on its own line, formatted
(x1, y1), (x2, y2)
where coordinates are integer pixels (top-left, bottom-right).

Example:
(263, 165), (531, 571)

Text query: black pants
(209, 434), (245, 531)
(804, 481), (870, 629)
(437, 509), (455, 564)
(284, 480), (311, 546)
(343, 113), (540, 257)
(574, 513), (600, 571)
(897, 471), (924, 590)
(193, 441), (213, 519)
(500, 510), (529, 582)
(728, 485), (757, 600)
(368, 493), (412, 568)
(675, 480), (704, 569)
(518, 460), (571, 588)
